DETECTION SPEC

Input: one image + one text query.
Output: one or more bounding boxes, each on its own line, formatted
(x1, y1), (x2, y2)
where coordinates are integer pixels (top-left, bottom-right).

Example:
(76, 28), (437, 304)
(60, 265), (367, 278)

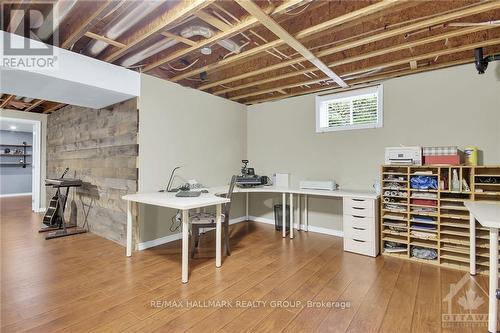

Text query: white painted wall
(246, 63), (500, 232)
(138, 74), (247, 242)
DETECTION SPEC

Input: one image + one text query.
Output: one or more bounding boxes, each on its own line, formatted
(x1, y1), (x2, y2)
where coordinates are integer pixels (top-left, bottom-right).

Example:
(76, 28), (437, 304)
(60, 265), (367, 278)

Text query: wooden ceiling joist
(160, 31), (197, 47)
(61, 0), (120, 49)
(43, 103), (66, 114)
(84, 31), (126, 48)
(142, 0), (311, 72)
(0, 95), (15, 108)
(102, 0), (217, 62)
(195, 9), (232, 31)
(236, 0), (348, 87)
(198, 1), (500, 91)
(232, 37), (500, 102)
(247, 57), (477, 105)
(214, 25), (495, 96)
(24, 100), (45, 112)
(171, 0), (400, 83)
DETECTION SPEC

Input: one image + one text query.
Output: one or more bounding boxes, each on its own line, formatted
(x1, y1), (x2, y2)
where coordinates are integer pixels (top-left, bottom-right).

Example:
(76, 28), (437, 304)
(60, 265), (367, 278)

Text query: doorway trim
(0, 117), (42, 212)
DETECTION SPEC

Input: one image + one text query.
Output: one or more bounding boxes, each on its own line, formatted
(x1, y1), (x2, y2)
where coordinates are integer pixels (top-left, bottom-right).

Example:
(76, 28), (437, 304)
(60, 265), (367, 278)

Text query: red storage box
(411, 199), (437, 206)
(424, 155), (461, 165)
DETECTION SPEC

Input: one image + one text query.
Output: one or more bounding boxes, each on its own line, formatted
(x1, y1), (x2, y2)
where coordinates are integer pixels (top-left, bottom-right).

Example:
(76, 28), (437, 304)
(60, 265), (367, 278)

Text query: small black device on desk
(235, 160), (271, 188)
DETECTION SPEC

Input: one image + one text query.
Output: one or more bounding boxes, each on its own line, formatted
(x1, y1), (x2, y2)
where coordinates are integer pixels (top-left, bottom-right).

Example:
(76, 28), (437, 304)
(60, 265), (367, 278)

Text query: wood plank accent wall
(46, 98), (138, 245)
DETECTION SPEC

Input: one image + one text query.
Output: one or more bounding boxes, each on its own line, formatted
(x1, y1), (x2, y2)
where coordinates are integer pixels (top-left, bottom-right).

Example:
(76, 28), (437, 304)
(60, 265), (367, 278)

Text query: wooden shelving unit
(380, 165), (500, 275)
(0, 143), (32, 168)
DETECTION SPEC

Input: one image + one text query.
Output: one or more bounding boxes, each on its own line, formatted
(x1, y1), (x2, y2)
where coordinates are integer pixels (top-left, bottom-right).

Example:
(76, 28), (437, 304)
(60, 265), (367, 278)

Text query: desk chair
(190, 175), (237, 258)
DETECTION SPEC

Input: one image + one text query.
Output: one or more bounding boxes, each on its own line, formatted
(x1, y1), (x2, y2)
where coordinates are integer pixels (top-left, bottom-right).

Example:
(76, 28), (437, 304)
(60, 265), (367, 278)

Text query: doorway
(0, 117), (42, 212)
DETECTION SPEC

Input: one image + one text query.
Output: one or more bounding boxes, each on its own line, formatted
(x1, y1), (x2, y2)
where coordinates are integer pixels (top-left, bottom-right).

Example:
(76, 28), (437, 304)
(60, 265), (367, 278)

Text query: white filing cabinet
(342, 197), (379, 257)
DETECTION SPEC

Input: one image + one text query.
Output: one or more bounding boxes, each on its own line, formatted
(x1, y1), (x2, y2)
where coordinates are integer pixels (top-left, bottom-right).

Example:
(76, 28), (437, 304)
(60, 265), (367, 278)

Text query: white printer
(299, 180), (336, 191)
(385, 146), (422, 166)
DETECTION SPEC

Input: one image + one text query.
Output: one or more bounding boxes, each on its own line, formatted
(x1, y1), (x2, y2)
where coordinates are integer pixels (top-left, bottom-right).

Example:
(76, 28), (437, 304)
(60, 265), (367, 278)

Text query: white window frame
(315, 85), (383, 133)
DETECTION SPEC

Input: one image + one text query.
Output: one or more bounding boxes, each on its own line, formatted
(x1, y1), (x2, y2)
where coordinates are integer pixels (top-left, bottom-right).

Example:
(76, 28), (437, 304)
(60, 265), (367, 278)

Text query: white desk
(122, 192), (230, 283)
(123, 185), (379, 283)
(230, 185), (379, 256)
(465, 201), (500, 333)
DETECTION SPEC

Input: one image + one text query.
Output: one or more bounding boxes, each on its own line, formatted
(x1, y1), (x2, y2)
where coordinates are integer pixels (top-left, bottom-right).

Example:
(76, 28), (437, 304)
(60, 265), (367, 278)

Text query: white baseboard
(0, 192), (32, 198)
(136, 216), (248, 251)
(248, 216), (344, 237)
(137, 233), (183, 251)
(137, 215), (343, 250)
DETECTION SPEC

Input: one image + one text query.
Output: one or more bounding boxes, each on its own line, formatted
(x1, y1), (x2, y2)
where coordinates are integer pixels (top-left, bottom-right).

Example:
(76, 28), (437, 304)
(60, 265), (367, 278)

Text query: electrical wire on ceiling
(284, 3), (311, 16)
(223, 41), (250, 59)
(185, 77), (204, 82)
(167, 58), (200, 71)
(404, 24), (444, 39)
(448, 20), (500, 27)
(212, 10), (233, 26)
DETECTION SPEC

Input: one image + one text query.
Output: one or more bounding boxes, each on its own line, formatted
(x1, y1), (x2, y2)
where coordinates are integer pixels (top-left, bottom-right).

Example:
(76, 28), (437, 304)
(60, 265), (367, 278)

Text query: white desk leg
(246, 192), (249, 221)
(305, 194), (309, 232)
(216, 204), (222, 268)
(182, 210), (189, 283)
(126, 200), (133, 257)
(282, 193), (286, 238)
(298, 194), (301, 231)
(290, 193), (294, 239)
(470, 214), (476, 275)
(488, 227), (498, 333)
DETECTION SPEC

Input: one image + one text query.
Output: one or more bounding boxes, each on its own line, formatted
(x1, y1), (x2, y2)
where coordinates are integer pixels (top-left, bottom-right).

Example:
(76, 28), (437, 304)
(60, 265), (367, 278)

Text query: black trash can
(274, 204), (290, 231)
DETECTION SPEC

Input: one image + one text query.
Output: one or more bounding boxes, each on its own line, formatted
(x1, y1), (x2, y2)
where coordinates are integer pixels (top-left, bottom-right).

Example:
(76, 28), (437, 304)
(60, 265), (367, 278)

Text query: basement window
(315, 85), (383, 133)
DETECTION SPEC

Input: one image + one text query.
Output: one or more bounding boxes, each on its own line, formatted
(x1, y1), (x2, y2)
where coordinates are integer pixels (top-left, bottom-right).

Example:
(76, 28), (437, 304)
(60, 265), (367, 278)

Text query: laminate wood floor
(1, 196), (497, 333)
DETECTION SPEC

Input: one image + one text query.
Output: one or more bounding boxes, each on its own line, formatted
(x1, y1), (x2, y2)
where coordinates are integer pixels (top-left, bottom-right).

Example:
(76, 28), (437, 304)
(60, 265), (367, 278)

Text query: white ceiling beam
(236, 0), (348, 88)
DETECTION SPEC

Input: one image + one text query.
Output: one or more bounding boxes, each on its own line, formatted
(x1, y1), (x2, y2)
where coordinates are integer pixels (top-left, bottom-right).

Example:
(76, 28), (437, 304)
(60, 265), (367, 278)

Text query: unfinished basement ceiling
(1, 0), (500, 113)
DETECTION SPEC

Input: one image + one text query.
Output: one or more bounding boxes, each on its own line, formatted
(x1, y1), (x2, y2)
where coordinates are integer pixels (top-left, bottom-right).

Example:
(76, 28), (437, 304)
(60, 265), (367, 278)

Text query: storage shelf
(410, 219), (437, 225)
(440, 205), (467, 211)
(382, 251), (408, 259)
(0, 154), (31, 157)
(440, 214), (468, 220)
(382, 236), (408, 244)
(440, 222), (468, 229)
(440, 229), (469, 237)
(382, 172), (408, 176)
(440, 253), (469, 263)
(0, 144), (32, 147)
(441, 245), (469, 255)
(410, 211), (438, 217)
(410, 241), (438, 249)
(0, 162), (31, 165)
(474, 192), (500, 196)
(381, 165), (500, 276)
(410, 189), (439, 192)
(440, 198), (469, 202)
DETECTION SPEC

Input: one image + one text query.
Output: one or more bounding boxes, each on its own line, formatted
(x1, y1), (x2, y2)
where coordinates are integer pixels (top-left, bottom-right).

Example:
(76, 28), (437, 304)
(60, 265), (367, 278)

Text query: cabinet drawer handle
(353, 239), (366, 243)
(353, 207), (365, 210)
(352, 215), (365, 219)
(352, 199), (365, 202)
(353, 227), (366, 231)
